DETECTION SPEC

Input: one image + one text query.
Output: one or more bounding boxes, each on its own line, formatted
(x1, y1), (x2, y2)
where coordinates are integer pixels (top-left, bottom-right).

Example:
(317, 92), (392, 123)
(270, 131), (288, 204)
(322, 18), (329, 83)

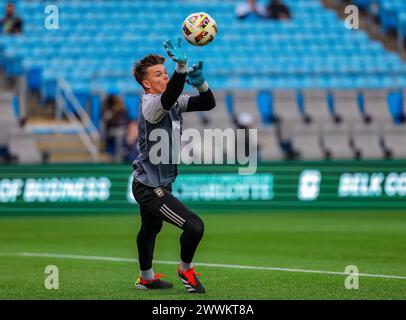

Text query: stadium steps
(0, 89), (16, 157)
(25, 119), (112, 164)
(35, 134), (91, 152)
(48, 152), (112, 164)
(36, 134), (113, 164)
(0, 90), (15, 118)
(0, 90), (13, 104)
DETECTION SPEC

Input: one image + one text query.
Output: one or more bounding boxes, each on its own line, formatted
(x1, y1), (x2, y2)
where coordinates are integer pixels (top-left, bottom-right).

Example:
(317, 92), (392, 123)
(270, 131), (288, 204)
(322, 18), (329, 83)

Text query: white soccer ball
(182, 12), (217, 46)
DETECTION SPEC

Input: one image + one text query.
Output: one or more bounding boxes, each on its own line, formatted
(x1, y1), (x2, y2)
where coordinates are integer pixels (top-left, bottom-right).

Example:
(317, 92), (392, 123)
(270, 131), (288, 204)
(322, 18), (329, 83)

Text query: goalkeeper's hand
(186, 61), (209, 92)
(163, 38), (187, 73)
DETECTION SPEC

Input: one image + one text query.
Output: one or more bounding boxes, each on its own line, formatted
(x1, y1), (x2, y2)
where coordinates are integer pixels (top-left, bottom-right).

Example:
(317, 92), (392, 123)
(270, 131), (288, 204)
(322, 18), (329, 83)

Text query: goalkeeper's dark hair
(132, 54), (166, 87)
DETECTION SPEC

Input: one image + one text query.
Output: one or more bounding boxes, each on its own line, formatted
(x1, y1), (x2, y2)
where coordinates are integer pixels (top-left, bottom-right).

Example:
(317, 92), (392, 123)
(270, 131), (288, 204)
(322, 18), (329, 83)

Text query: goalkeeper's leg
(133, 180), (206, 293)
(135, 208), (173, 289)
(154, 191), (206, 294)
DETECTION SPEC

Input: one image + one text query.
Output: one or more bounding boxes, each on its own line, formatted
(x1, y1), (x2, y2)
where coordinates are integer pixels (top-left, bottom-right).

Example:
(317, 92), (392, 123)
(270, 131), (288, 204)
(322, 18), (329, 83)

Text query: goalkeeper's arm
(160, 70), (187, 111)
(186, 88), (216, 112)
(161, 38), (188, 111)
(184, 61), (216, 112)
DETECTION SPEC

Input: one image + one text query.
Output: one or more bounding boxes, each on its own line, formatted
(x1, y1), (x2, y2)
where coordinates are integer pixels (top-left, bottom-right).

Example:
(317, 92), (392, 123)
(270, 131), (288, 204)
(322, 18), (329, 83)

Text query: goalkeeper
(131, 38), (216, 293)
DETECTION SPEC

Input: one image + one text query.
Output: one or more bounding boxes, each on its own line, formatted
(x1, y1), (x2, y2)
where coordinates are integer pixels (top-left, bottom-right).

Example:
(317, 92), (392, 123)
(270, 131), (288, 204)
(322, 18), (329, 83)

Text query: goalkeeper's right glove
(186, 61), (209, 92)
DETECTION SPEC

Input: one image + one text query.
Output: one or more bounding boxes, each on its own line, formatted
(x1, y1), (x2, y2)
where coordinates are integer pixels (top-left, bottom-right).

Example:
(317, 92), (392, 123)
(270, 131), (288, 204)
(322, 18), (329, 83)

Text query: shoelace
(154, 273), (166, 280)
(141, 273), (166, 284)
(182, 268), (201, 287)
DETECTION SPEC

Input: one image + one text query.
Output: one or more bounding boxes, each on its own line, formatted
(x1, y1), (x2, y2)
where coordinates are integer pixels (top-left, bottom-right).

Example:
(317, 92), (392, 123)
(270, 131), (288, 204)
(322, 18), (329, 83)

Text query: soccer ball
(182, 12), (217, 46)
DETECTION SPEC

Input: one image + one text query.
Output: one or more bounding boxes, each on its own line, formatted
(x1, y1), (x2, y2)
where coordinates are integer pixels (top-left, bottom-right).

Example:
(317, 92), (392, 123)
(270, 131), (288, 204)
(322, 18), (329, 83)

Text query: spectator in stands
(236, 0), (291, 20)
(0, 2), (23, 34)
(102, 94), (129, 156)
(266, 0), (291, 20)
(235, 0), (268, 20)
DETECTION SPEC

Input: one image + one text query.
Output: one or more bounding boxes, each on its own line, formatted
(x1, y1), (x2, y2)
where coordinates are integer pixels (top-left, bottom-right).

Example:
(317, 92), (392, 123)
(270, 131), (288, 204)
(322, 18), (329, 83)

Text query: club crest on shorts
(154, 188), (164, 197)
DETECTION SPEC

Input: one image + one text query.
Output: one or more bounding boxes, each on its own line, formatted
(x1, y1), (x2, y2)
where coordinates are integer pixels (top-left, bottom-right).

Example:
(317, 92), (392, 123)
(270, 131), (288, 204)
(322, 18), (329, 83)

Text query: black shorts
(132, 179), (199, 230)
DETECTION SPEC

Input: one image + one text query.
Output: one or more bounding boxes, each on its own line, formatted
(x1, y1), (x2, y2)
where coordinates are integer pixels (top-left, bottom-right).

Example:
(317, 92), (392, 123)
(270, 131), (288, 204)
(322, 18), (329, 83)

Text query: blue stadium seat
(1, 0), (405, 101)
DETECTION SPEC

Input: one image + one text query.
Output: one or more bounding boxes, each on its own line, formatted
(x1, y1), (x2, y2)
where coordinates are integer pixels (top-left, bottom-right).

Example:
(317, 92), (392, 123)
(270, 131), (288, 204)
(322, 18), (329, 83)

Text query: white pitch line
(9, 252), (406, 281)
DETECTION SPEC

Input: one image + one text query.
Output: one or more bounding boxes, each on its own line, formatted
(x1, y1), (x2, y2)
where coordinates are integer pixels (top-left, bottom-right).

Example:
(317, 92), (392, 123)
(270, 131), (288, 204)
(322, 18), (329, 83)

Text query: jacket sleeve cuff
(175, 62), (188, 74)
(197, 81), (209, 93)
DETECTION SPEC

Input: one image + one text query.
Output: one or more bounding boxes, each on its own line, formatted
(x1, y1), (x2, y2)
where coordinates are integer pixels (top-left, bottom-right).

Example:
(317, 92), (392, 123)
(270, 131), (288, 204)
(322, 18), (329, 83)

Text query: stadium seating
(351, 0), (406, 37)
(331, 90), (365, 123)
(290, 123), (325, 159)
(382, 123), (406, 158)
(352, 122), (387, 159)
(258, 126), (285, 160)
(1, 0), (406, 161)
(2, 0), (406, 95)
(321, 123), (354, 159)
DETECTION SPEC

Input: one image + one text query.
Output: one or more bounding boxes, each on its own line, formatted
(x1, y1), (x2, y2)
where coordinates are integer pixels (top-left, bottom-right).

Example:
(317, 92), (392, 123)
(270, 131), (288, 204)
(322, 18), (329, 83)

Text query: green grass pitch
(0, 210), (406, 299)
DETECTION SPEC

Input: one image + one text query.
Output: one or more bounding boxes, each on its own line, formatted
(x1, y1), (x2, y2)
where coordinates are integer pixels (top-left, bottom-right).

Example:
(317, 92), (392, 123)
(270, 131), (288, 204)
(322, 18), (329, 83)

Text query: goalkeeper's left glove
(186, 61), (209, 92)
